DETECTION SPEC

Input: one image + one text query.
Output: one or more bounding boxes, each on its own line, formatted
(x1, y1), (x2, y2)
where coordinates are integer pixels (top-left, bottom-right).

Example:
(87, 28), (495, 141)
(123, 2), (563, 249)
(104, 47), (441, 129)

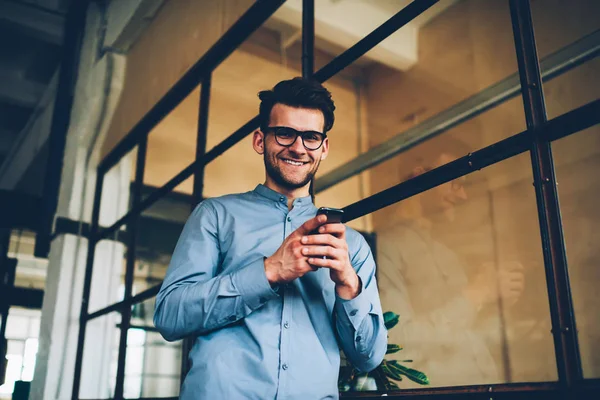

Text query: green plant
(338, 311), (429, 392)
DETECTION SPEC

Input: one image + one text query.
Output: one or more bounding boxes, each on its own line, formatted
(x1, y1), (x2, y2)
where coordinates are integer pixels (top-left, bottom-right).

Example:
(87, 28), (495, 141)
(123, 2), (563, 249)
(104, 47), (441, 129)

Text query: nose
(455, 186), (468, 201)
(288, 134), (307, 155)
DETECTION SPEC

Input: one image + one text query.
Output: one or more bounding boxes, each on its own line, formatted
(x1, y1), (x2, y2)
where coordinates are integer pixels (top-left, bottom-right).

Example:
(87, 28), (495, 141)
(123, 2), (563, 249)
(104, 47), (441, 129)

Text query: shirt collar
(253, 184), (313, 207)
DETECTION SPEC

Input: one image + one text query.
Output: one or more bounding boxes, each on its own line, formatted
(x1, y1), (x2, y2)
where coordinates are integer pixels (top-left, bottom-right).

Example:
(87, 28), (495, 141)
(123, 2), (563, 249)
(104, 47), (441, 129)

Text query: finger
(300, 233), (348, 251)
(316, 223), (346, 238)
(307, 256), (343, 270)
(301, 233), (339, 247)
(302, 245), (341, 259)
(296, 214), (328, 236)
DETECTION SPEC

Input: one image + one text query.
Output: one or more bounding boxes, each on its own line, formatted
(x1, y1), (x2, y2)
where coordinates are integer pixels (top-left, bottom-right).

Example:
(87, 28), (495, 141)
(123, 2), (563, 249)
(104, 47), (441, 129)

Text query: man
(377, 145), (525, 387)
(154, 78), (387, 399)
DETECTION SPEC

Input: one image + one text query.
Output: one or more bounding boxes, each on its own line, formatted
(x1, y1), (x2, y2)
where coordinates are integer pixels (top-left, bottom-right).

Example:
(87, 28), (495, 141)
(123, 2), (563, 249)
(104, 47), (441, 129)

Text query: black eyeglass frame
(263, 126), (328, 150)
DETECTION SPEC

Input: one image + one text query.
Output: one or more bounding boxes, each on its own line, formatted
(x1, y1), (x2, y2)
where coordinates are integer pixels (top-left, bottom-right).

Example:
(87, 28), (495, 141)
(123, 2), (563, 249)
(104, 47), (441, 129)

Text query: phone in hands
(311, 207), (344, 261)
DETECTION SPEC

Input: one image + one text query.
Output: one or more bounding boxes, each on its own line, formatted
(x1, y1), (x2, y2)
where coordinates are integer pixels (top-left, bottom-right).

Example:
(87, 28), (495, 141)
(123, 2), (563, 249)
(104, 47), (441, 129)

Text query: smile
(281, 158), (309, 166)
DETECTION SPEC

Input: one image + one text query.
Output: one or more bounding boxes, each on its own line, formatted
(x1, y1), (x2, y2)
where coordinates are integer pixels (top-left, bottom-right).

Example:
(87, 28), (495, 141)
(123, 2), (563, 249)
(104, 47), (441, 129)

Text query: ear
(253, 130), (265, 155)
(319, 137), (329, 161)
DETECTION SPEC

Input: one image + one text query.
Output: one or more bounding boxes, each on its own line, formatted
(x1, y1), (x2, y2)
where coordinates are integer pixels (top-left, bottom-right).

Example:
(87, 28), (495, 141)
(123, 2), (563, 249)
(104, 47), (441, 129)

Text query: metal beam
(0, 0), (64, 45)
(0, 69), (45, 108)
(314, 29), (600, 193)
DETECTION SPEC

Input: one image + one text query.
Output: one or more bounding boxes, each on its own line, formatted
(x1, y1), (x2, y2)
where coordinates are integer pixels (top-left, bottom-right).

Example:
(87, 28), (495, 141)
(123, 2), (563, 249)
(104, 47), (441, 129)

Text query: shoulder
(192, 191), (255, 215)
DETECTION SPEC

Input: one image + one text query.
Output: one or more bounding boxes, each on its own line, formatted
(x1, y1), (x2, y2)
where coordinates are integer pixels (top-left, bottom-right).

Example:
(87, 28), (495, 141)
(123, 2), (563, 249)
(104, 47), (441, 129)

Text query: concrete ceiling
(267, 0), (459, 71)
(0, 0), (67, 175)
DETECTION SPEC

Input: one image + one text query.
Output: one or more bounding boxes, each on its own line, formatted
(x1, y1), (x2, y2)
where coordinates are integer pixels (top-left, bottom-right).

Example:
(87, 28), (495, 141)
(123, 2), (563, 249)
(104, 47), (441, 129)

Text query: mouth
(281, 158), (309, 167)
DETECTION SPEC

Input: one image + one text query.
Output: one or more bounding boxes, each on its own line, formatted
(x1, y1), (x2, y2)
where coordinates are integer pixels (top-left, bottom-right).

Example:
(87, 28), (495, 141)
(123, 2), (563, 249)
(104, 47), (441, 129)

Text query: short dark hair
(258, 77), (336, 134)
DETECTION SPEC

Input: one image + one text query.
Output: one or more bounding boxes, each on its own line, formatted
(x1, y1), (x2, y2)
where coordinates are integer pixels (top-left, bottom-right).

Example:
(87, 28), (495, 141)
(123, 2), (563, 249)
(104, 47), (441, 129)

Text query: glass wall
(552, 126), (600, 379)
(69, 0), (599, 398)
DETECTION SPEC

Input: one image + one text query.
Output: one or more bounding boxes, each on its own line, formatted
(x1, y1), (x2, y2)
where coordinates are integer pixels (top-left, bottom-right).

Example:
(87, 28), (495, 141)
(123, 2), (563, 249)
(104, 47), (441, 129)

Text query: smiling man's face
(253, 103), (329, 196)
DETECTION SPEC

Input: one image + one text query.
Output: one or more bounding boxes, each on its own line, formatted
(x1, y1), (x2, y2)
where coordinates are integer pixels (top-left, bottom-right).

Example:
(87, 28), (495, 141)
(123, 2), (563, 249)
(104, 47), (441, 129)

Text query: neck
(264, 177), (310, 210)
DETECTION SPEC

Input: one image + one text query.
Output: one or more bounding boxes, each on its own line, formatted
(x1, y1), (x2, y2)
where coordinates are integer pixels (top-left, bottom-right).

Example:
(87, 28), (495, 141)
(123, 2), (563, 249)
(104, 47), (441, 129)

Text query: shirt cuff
(231, 257), (280, 310)
(335, 284), (373, 331)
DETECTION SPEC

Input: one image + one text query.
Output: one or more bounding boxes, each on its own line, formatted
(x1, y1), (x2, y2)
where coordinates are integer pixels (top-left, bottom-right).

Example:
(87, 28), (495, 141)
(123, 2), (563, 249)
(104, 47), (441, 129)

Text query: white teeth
(283, 159), (304, 166)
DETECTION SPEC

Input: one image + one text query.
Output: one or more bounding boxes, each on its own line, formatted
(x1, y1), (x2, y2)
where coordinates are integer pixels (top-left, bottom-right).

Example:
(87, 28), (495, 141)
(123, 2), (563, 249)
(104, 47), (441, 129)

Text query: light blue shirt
(154, 184), (387, 399)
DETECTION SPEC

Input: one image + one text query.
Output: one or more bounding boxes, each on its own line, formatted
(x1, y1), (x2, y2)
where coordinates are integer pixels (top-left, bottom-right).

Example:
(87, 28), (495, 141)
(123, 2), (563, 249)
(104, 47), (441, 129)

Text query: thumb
(296, 214), (327, 236)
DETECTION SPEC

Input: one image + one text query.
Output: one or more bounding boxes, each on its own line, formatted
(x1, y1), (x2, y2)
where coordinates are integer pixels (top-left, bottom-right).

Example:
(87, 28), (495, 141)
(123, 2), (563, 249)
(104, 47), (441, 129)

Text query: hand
(300, 222), (361, 300)
(264, 214), (328, 285)
(465, 261), (525, 308)
(497, 261), (525, 306)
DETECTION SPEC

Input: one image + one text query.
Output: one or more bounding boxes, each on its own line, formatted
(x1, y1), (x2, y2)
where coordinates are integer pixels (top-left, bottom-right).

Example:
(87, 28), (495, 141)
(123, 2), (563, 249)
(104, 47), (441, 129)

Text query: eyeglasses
(264, 126), (327, 150)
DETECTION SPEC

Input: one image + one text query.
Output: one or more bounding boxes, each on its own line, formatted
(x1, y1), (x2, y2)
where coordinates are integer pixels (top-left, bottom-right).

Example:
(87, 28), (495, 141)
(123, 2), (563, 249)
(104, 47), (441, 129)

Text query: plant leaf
(386, 380), (400, 390)
(388, 360), (429, 385)
(386, 344), (403, 354)
(383, 311), (399, 330)
(381, 361), (402, 381)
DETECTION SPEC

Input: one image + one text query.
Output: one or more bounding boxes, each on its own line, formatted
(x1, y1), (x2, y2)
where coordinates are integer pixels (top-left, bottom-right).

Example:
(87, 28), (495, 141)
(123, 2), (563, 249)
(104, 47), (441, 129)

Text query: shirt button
(282, 363), (288, 370)
(279, 196), (285, 202)
(284, 322), (289, 329)
(350, 309), (358, 316)
(356, 335), (362, 342)
(287, 216), (291, 222)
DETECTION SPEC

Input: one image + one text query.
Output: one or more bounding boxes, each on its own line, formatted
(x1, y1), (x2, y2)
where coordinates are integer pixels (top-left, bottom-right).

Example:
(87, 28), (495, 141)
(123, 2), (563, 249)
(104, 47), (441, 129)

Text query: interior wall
(365, 0), (599, 389)
(102, 0), (255, 158)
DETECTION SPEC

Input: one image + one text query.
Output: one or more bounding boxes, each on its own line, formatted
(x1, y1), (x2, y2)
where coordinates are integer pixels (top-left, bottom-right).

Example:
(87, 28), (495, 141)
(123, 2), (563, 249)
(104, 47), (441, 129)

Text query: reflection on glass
(373, 152), (557, 390)
(126, 299), (182, 398)
(531, 1), (599, 119)
(552, 126), (600, 379)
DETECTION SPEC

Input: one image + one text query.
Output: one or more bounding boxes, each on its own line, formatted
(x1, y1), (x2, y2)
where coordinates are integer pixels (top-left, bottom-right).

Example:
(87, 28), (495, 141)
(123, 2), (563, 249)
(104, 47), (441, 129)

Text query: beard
(263, 149), (320, 190)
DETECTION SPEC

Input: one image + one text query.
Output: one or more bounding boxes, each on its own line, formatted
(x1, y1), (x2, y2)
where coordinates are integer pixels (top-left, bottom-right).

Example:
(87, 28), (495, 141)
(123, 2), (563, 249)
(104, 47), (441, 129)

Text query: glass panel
(99, 146), (137, 229)
(88, 228), (128, 315)
(315, 0), (526, 213)
(7, 230), (47, 290)
(143, 87), (200, 199)
(346, 153), (557, 393)
(531, 0), (599, 119)
(205, 9), (301, 197)
(135, 176), (194, 294)
(552, 125), (600, 378)
(79, 312), (121, 399)
(126, 298), (182, 398)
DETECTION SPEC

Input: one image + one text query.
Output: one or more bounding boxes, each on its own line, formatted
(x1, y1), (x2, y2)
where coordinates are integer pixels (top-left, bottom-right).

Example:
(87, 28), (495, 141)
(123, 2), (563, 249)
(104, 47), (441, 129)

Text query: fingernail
(302, 247), (308, 255)
(301, 236), (307, 243)
(319, 227), (325, 233)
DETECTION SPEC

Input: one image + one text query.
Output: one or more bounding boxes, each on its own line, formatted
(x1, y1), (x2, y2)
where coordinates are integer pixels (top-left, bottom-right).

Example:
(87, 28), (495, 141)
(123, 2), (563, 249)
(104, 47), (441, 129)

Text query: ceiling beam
(0, 67), (46, 108)
(0, 0), (65, 45)
(0, 129), (19, 155)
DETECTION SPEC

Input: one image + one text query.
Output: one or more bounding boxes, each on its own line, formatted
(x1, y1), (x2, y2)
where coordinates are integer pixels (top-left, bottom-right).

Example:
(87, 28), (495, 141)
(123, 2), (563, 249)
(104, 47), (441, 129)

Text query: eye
(275, 127), (296, 138)
(304, 132), (322, 142)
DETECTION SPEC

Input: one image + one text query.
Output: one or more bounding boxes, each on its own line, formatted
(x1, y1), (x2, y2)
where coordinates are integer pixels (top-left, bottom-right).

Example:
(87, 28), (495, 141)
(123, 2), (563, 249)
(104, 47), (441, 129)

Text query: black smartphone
(316, 207), (344, 224)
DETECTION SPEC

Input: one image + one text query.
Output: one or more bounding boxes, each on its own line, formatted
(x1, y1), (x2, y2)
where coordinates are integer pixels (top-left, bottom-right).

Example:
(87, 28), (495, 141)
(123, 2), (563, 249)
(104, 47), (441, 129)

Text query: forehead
(269, 103), (325, 132)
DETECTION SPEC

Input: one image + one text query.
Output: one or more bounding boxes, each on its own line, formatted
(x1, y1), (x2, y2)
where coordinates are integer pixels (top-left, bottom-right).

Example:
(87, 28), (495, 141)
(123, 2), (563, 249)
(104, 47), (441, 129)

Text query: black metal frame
(65, 0), (600, 398)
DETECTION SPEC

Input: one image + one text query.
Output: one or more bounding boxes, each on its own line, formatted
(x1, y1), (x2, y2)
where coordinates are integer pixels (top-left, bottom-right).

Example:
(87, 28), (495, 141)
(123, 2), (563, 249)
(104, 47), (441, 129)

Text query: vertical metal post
(114, 139), (147, 399)
(71, 169), (105, 400)
(302, 0), (315, 79)
(303, 0), (316, 201)
(180, 75), (212, 384)
(34, 0), (90, 258)
(509, 0), (582, 389)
